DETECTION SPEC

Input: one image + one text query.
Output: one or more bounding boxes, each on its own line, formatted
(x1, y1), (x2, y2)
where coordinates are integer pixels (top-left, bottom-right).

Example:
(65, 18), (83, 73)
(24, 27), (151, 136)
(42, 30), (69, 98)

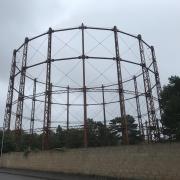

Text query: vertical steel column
(145, 121), (150, 143)
(133, 76), (144, 137)
(4, 49), (17, 130)
(43, 28), (52, 150)
(67, 85), (70, 130)
(138, 35), (159, 142)
(113, 26), (129, 144)
(102, 84), (106, 127)
(81, 23), (88, 147)
(30, 78), (36, 135)
(15, 37), (29, 135)
(49, 83), (52, 127)
(151, 46), (162, 119)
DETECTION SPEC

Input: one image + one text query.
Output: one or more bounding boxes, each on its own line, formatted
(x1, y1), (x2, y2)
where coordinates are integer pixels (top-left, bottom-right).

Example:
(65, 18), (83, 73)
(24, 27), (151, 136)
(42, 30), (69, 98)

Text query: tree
(161, 76), (180, 140)
(109, 115), (142, 144)
(65, 129), (84, 148)
(95, 121), (118, 146)
(87, 118), (118, 147)
(54, 125), (65, 148)
(0, 130), (16, 153)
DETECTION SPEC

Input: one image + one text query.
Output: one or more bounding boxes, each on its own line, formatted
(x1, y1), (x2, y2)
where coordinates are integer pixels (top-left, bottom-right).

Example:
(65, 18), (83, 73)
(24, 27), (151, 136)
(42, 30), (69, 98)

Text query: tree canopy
(109, 115), (142, 144)
(0, 115), (141, 153)
(161, 76), (180, 140)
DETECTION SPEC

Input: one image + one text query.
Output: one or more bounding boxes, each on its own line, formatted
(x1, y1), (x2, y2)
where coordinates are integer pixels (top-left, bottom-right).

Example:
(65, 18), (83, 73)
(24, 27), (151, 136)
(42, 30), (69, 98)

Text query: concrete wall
(0, 143), (180, 180)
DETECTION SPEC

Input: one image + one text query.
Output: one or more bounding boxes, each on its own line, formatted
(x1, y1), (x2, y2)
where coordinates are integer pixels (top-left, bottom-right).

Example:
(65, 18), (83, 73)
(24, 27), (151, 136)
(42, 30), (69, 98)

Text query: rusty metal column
(4, 49), (17, 131)
(30, 78), (36, 135)
(151, 46), (162, 126)
(102, 84), (106, 127)
(145, 121), (150, 143)
(113, 26), (129, 145)
(67, 85), (70, 130)
(43, 28), (52, 150)
(15, 37), (29, 136)
(49, 83), (52, 128)
(138, 35), (160, 142)
(133, 76), (144, 137)
(81, 23), (88, 147)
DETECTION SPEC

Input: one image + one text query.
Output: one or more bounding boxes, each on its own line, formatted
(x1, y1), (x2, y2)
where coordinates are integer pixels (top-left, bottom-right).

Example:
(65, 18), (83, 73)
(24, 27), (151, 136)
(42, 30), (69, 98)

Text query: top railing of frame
(15, 24), (152, 52)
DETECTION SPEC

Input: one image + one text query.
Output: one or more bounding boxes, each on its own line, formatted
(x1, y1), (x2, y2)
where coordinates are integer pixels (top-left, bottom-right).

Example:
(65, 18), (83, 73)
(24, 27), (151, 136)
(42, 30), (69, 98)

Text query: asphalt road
(0, 173), (43, 180)
(0, 169), (103, 180)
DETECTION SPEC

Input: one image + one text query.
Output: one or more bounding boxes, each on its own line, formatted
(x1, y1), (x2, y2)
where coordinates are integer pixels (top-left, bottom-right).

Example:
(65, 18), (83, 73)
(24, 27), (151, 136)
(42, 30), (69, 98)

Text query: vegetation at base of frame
(1, 76), (180, 153)
(161, 76), (180, 141)
(0, 115), (143, 153)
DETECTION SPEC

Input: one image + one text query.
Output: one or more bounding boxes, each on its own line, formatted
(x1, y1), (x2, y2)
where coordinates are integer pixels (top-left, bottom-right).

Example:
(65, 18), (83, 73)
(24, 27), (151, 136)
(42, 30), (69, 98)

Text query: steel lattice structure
(3, 24), (162, 149)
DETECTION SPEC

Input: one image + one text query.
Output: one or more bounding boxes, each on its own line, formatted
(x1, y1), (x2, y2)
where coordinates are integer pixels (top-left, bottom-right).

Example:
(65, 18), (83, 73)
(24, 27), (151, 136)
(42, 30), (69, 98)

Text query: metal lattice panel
(3, 24), (162, 149)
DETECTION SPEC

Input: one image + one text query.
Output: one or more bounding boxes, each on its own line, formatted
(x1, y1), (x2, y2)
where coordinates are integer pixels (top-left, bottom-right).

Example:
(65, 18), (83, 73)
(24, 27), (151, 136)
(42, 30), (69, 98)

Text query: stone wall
(0, 143), (180, 179)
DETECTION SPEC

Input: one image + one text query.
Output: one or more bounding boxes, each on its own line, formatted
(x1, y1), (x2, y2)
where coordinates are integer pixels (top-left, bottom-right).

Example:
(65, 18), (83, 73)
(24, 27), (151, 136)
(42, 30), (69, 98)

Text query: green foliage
(0, 131), (16, 153)
(109, 115), (142, 144)
(65, 129), (84, 148)
(161, 76), (180, 140)
(0, 116), (141, 153)
(87, 119), (118, 147)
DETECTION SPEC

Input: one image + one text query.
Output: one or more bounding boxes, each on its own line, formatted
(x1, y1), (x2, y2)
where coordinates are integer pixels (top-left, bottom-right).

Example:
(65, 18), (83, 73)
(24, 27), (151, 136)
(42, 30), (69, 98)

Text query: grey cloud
(0, 0), (180, 127)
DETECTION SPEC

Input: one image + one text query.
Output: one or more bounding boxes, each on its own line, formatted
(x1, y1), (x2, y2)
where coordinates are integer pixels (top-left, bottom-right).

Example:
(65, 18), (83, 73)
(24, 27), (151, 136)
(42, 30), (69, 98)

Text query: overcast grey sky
(0, 0), (180, 127)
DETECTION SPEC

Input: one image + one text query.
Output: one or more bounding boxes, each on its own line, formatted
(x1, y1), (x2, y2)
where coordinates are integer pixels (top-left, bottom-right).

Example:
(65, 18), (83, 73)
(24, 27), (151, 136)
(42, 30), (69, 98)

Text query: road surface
(0, 173), (43, 180)
(0, 169), (100, 180)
